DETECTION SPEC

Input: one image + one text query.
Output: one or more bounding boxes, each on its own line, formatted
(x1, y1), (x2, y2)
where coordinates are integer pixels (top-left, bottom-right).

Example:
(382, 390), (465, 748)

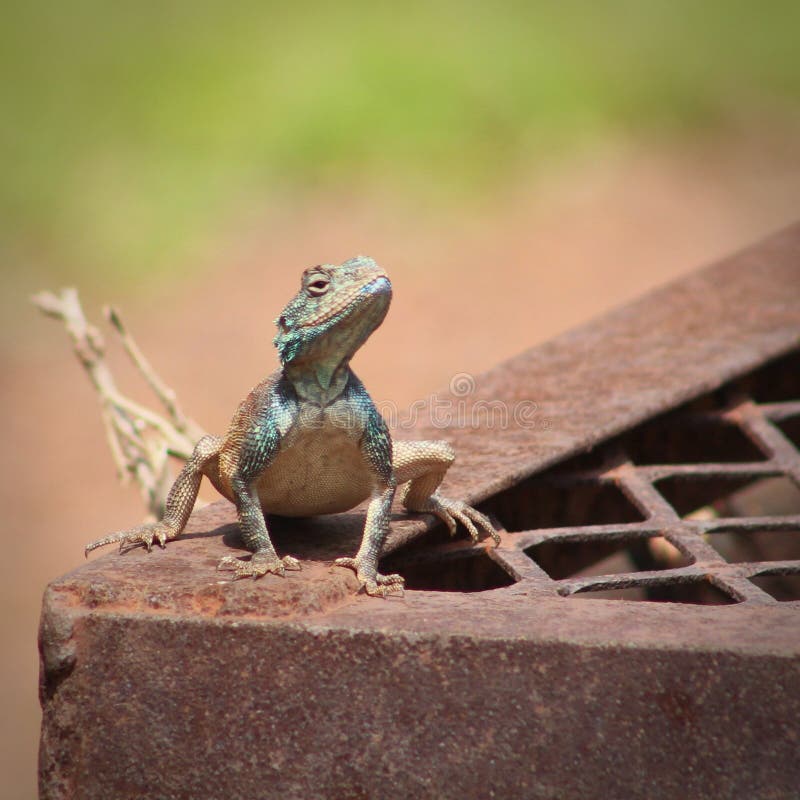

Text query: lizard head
(273, 256), (392, 367)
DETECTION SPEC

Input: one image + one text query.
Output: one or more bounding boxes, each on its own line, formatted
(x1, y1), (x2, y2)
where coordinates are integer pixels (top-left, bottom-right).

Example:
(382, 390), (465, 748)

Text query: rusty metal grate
(384, 349), (800, 605)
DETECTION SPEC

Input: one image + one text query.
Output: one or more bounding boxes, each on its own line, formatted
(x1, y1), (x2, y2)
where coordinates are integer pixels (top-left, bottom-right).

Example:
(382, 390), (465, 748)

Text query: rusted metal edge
(415, 222), (800, 508)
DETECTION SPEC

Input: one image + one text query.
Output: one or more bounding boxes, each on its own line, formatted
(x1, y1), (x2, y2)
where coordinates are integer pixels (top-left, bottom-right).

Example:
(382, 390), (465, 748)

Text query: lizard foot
(85, 522), (177, 557)
(422, 494), (500, 546)
(334, 557), (405, 598)
(217, 552), (301, 580)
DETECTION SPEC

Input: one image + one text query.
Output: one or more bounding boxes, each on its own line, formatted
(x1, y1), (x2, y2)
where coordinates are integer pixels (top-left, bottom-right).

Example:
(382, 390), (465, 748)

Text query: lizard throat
(285, 359), (351, 405)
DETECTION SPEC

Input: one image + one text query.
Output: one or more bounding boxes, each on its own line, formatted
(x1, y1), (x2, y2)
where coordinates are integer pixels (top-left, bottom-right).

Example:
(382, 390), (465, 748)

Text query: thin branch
(105, 389), (197, 459)
(32, 288), (208, 519)
(100, 404), (130, 483)
(104, 305), (205, 443)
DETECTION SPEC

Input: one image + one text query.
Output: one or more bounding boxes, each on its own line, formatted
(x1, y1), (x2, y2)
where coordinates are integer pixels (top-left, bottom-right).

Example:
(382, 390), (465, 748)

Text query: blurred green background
(3, 0), (800, 292)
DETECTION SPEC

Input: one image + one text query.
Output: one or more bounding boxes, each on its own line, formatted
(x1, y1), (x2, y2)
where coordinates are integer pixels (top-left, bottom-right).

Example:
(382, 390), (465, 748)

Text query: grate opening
(734, 350), (800, 403)
(570, 578), (737, 605)
(719, 476), (800, 518)
(482, 478), (644, 533)
(705, 529), (800, 563)
(380, 549), (515, 593)
(748, 573), (800, 602)
(525, 535), (692, 581)
(776, 416), (800, 449)
(620, 415), (765, 465)
(653, 475), (800, 518)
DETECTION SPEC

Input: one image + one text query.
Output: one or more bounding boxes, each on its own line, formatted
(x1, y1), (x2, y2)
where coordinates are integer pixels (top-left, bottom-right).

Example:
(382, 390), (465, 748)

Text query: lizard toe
(459, 504), (501, 546)
(433, 496), (499, 546)
(362, 574), (405, 598)
(415, 494), (497, 543)
(334, 558), (405, 597)
(418, 497), (458, 536)
(85, 522), (176, 558)
(217, 554), (266, 579)
(376, 572), (404, 586)
(218, 553), (300, 580)
(439, 511), (459, 537)
(447, 505), (481, 543)
(121, 530), (153, 554)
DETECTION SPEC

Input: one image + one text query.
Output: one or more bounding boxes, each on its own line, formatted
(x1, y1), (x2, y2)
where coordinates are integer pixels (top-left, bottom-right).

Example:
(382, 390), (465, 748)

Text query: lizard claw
(334, 557), (405, 598)
(85, 522), (177, 558)
(421, 495), (500, 546)
(217, 553), (302, 580)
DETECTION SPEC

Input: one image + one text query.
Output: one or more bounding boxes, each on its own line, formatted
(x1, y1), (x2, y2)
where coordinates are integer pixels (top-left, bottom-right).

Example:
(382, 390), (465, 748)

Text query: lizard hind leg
(394, 440), (500, 546)
(84, 434), (223, 557)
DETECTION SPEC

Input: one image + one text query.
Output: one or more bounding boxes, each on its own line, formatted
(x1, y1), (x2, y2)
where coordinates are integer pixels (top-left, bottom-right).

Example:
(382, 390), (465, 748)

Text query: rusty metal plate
(40, 224), (800, 799)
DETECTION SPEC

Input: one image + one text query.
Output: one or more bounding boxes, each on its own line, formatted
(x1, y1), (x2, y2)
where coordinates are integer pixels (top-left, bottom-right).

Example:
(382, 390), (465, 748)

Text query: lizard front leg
(216, 383), (302, 579)
(334, 399), (403, 596)
(217, 475), (301, 579)
(394, 440), (499, 545)
(335, 480), (404, 597)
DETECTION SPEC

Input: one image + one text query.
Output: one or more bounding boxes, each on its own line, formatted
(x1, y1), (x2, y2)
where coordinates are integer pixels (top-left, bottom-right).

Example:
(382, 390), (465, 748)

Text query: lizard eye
(306, 275), (330, 297)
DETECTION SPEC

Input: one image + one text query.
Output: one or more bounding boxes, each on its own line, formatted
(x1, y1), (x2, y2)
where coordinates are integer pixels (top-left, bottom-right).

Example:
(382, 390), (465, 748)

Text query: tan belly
(254, 426), (375, 516)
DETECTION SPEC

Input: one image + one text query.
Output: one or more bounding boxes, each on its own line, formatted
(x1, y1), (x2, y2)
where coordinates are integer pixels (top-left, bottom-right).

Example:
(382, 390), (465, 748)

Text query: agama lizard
(85, 257), (498, 596)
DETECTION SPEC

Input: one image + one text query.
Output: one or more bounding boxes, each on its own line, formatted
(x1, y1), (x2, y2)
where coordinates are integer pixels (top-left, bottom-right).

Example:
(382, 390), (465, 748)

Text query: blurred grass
(1, 0), (799, 289)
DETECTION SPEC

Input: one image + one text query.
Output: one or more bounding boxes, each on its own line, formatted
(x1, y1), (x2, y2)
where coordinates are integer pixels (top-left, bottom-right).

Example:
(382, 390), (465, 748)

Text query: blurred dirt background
(3, 3), (800, 797)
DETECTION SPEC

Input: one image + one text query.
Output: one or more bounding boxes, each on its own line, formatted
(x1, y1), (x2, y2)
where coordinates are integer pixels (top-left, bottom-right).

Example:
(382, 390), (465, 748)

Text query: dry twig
(31, 288), (207, 519)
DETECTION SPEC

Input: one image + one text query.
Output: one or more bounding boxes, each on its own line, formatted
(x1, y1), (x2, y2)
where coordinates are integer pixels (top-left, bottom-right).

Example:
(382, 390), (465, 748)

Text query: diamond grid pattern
(389, 350), (800, 605)
(494, 382), (800, 604)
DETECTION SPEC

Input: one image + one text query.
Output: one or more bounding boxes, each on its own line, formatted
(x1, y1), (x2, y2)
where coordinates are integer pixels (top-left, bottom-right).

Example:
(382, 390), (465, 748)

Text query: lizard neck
(284, 358), (352, 406)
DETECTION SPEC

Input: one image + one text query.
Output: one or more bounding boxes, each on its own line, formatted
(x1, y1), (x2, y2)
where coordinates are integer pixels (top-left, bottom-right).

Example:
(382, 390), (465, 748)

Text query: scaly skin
(85, 257), (498, 596)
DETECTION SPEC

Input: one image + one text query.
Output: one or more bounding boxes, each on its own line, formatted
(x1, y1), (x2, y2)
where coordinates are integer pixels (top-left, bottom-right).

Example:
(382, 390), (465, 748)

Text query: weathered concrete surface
(40, 224), (800, 799)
